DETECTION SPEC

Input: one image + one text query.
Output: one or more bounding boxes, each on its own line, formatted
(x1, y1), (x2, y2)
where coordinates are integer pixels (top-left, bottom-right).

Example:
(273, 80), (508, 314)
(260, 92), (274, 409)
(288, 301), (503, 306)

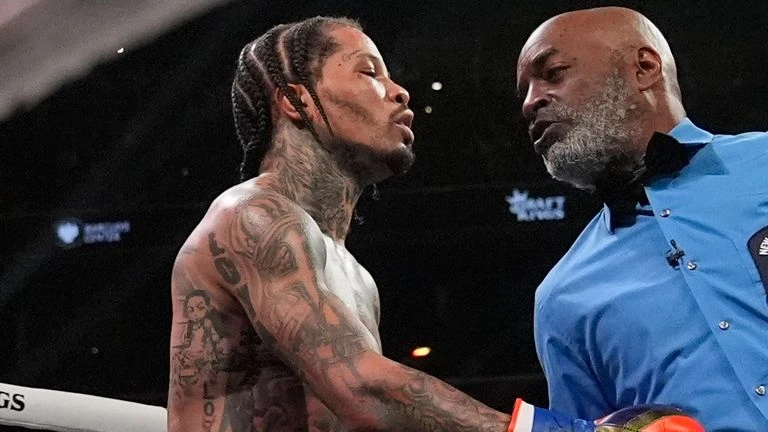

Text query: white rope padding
(0, 383), (167, 432)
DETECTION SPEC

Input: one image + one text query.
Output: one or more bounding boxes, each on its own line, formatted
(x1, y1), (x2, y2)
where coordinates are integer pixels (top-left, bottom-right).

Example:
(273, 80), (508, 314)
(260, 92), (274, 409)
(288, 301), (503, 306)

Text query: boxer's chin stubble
(387, 145), (415, 176)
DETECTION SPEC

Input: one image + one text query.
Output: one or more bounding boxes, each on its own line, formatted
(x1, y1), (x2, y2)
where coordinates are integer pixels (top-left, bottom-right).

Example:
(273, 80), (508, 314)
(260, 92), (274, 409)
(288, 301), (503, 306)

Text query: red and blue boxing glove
(508, 399), (706, 431)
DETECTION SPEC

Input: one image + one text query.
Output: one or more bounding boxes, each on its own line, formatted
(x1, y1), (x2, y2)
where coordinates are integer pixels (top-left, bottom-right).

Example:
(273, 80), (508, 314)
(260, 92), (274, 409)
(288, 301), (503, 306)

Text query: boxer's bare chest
(320, 235), (382, 350)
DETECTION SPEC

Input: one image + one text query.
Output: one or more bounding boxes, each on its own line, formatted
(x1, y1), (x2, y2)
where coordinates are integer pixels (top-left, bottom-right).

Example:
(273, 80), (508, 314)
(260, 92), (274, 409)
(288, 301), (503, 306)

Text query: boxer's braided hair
(231, 17), (362, 181)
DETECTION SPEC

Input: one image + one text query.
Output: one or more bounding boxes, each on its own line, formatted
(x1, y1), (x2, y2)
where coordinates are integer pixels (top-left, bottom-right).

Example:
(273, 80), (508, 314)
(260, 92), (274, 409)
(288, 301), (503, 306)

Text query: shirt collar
(667, 117), (714, 144)
(600, 117), (714, 233)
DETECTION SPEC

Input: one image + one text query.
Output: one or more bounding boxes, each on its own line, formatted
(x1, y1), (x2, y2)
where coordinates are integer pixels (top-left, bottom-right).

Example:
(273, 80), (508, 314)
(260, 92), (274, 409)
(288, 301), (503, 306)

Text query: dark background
(1, 0), (767, 422)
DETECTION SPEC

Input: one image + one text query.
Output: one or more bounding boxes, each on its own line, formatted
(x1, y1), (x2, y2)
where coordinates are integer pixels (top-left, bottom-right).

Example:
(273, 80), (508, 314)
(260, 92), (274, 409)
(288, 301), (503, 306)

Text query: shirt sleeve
(534, 287), (612, 420)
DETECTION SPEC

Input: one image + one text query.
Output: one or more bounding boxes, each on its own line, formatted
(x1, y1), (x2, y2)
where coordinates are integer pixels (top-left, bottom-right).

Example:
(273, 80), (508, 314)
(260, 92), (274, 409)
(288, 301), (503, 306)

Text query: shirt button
(756, 385), (766, 396)
(660, 209), (671, 217)
(686, 261), (698, 270)
(718, 320), (730, 330)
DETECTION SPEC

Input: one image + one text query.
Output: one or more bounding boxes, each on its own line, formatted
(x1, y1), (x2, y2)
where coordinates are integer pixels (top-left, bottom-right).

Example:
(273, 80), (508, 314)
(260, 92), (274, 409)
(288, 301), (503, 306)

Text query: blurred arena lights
(411, 346), (432, 358)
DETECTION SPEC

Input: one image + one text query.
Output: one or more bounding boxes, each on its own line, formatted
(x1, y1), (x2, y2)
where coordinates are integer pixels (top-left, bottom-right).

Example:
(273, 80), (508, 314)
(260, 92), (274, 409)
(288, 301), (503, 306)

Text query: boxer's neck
(260, 123), (361, 241)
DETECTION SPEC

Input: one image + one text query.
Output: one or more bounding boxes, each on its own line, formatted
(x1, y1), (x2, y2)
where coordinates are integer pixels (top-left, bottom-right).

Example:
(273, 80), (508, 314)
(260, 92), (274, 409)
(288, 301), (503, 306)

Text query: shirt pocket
(730, 192), (768, 289)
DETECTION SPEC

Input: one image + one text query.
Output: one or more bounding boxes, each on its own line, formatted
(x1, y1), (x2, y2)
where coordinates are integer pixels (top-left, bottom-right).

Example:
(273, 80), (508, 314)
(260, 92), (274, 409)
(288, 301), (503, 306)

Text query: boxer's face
(308, 27), (415, 182)
(516, 25), (640, 190)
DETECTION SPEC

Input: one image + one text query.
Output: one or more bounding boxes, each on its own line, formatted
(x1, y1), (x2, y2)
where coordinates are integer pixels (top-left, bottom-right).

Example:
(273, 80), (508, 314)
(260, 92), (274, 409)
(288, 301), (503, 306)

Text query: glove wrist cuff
(508, 398), (535, 432)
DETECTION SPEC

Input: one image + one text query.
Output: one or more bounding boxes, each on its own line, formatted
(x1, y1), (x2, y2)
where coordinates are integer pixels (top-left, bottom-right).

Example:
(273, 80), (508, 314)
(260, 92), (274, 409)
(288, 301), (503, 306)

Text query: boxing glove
(594, 404), (705, 431)
(508, 399), (705, 432)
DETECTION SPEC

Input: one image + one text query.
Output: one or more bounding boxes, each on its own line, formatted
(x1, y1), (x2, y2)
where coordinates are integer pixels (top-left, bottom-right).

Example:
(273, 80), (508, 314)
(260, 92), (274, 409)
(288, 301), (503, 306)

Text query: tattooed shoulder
(226, 191), (327, 278)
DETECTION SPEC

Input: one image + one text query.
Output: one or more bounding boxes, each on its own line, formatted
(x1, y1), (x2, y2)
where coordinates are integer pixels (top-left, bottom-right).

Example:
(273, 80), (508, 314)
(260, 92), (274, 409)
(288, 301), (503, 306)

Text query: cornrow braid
(230, 16), (362, 182)
(287, 20), (336, 142)
(258, 29), (325, 146)
(232, 45), (271, 181)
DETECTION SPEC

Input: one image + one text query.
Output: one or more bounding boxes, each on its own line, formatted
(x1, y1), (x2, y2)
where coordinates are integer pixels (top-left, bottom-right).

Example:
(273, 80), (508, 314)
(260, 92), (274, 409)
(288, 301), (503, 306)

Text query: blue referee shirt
(534, 118), (768, 431)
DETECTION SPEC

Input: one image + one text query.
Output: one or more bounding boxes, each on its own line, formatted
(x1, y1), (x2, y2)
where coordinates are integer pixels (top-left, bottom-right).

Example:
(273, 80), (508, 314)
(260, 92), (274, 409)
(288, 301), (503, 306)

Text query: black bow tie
(594, 132), (705, 227)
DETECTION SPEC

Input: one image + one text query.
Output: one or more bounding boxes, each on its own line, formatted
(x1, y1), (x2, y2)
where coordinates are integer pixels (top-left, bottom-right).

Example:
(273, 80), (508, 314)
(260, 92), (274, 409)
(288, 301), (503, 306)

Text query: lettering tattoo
(203, 382), (216, 431)
(208, 232), (226, 256)
(209, 233), (242, 285)
(341, 49), (361, 62)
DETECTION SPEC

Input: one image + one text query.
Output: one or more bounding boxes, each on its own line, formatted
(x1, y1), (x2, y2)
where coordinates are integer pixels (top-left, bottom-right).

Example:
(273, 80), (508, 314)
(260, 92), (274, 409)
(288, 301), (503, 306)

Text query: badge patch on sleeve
(748, 225), (768, 294)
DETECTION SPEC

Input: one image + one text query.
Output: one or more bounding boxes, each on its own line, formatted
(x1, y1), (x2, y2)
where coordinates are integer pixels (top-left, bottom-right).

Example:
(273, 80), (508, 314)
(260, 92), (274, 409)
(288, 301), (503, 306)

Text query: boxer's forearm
(349, 353), (510, 432)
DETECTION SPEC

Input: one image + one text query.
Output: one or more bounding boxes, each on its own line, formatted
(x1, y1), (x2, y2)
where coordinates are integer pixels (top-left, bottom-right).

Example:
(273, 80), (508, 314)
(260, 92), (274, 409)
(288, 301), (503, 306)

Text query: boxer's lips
(393, 110), (415, 145)
(393, 110), (414, 129)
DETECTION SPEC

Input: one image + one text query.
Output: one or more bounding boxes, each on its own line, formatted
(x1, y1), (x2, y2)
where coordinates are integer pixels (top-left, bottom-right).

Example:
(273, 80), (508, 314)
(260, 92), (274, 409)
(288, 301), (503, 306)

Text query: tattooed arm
(227, 192), (511, 432)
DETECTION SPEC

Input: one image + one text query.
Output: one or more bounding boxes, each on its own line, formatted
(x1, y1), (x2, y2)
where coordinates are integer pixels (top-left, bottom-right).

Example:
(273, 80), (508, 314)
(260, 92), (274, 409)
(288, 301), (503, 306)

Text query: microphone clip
(665, 240), (686, 270)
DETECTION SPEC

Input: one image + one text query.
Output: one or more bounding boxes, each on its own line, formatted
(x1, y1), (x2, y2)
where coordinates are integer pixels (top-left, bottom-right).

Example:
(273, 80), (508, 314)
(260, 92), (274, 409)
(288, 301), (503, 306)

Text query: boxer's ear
(634, 47), (663, 92)
(275, 84), (310, 122)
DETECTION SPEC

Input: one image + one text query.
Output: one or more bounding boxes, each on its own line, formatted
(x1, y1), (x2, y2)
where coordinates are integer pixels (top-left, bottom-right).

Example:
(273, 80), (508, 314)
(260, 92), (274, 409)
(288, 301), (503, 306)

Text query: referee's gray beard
(543, 71), (641, 191)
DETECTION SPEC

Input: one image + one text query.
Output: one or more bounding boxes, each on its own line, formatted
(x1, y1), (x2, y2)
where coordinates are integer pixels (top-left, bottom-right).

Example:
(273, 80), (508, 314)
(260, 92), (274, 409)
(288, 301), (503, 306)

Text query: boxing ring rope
(0, 383), (167, 432)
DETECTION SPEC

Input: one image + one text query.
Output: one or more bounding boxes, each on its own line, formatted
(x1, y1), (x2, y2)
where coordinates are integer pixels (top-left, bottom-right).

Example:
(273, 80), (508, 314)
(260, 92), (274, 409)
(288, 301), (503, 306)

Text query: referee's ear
(633, 46), (663, 93)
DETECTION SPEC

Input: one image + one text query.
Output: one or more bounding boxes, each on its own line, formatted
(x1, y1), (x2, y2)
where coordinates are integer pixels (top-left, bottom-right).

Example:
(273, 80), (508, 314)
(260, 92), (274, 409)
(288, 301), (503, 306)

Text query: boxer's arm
(226, 193), (510, 432)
